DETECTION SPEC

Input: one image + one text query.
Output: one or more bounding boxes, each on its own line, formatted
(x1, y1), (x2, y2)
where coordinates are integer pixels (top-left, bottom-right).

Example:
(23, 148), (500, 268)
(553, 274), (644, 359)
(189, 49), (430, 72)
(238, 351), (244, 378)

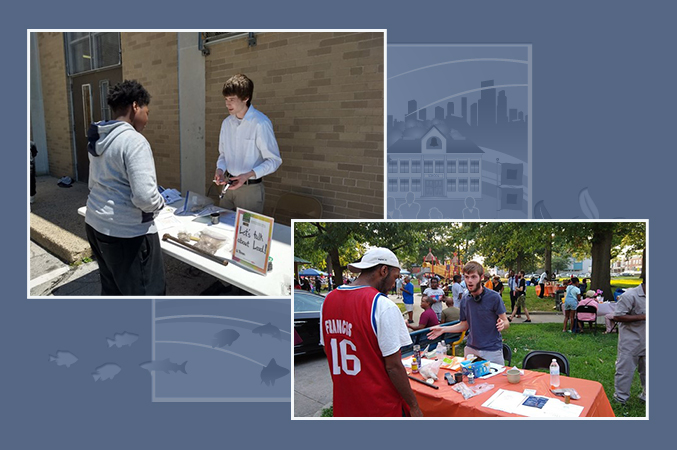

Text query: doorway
(71, 68), (122, 181)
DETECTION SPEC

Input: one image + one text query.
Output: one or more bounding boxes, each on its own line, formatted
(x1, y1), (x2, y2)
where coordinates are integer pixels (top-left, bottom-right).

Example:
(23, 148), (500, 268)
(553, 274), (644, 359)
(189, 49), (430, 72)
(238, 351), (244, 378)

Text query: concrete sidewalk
(30, 175), (91, 263)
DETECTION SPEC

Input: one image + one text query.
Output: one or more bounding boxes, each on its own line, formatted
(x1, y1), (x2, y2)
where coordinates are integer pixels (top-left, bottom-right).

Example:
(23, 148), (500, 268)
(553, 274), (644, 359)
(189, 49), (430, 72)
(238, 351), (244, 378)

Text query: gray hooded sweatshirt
(85, 121), (165, 238)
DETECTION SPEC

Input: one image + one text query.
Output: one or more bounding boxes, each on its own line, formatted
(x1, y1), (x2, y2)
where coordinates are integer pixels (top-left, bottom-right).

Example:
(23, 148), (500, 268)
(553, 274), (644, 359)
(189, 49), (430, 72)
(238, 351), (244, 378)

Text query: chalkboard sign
(231, 208), (274, 275)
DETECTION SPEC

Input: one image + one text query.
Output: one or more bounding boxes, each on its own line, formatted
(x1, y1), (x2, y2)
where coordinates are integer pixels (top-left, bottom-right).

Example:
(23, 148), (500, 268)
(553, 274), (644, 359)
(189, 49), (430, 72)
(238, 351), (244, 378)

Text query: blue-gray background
(7, 0), (671, 447)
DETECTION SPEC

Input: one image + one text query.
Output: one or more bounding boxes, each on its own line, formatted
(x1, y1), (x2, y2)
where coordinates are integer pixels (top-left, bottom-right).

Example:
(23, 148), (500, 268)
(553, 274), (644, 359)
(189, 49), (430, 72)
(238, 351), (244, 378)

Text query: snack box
(460, 359), (491, 377)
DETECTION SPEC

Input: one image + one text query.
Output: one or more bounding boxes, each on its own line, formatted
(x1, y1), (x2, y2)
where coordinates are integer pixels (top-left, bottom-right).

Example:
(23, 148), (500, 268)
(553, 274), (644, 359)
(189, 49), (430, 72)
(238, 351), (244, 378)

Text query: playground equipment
(419, 249), (464, 280)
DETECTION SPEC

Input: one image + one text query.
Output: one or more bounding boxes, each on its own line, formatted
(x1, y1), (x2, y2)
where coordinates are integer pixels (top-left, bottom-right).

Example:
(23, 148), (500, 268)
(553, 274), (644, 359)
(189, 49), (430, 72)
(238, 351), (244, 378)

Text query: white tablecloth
(79, 201), (292, 297)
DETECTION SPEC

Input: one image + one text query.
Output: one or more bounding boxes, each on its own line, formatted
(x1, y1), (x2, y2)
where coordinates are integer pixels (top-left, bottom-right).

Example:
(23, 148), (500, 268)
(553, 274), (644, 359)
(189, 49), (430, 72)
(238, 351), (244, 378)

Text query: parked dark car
(294, 289), (325, 356)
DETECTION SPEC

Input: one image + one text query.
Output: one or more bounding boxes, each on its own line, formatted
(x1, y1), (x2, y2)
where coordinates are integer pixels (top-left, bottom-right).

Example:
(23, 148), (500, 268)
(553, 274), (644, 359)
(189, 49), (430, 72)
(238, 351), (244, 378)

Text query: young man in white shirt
(214, 74), (282, 214)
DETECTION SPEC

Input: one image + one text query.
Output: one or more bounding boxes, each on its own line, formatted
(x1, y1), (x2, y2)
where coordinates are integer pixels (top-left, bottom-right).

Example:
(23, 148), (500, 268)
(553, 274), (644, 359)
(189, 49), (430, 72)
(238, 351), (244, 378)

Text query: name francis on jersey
(324, 319), (353, 337)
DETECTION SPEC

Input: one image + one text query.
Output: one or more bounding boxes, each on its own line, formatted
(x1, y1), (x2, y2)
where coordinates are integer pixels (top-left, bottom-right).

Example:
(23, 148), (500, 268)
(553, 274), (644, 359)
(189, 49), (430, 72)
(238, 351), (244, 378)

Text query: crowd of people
(315, 245), (646, 416)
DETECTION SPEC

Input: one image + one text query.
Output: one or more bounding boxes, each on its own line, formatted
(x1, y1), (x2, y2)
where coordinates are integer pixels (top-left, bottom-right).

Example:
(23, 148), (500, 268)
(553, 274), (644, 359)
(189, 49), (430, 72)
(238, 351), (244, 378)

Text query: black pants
(30, 160), (36, 197)
(510, 291), (521, 315)
(86, 224), (166, 296)
(539, 283), (545, 298)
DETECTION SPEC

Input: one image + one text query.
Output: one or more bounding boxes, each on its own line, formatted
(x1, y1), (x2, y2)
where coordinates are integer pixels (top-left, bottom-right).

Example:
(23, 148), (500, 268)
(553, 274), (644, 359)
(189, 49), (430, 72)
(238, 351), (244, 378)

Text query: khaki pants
(219, 183), (265, 214)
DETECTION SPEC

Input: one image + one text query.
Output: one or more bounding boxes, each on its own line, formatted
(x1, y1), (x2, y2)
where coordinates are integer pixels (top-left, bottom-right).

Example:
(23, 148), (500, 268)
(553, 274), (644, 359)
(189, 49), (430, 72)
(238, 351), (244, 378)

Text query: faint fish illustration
(252, 322), (281, 339)
(212, 329), (240, 348)
(139, 358), (188, 375)
(533, 200), (552, 219)
(48, 351), (78, 368)
(579, 188), (599, 219)
(260, 358), (290, 386)
(106, 331), (139, 348)
(92, 363), (122, 381)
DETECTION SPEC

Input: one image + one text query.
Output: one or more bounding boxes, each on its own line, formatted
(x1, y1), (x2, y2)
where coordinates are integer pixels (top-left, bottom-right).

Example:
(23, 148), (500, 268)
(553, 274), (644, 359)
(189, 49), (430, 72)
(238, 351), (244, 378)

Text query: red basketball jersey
(321, 285), (409, 417)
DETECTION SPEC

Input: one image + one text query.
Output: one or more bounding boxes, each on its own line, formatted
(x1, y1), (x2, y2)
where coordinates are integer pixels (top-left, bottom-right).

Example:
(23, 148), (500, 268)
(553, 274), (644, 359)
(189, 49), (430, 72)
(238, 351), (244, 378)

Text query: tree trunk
(641, 248), (646, 281)
(544, 241), (552, 276)
(590, 226), (613, 300)
(515, 252), (523, 273)
(329, 247), (343, 287)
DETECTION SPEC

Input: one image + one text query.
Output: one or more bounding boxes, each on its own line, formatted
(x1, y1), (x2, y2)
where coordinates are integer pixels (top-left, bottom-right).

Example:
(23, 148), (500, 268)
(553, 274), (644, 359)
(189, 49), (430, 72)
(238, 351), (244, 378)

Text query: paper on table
(482, 389), (526, 414)
(483, 389), (584, 417)
(155, 206), (182, 230)
(479, 362), (506, 379)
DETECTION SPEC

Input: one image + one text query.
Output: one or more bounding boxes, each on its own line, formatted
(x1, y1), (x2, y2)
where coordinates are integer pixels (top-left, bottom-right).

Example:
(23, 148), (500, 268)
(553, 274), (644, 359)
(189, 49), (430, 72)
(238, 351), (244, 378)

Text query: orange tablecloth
(536, 284), (563, 297)
(409, 367), (614, 417)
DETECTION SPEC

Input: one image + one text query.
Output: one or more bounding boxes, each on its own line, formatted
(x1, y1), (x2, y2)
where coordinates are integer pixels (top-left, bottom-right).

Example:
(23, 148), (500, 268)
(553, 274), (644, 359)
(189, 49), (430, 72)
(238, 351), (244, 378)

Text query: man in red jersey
(320, 247), (423, 417)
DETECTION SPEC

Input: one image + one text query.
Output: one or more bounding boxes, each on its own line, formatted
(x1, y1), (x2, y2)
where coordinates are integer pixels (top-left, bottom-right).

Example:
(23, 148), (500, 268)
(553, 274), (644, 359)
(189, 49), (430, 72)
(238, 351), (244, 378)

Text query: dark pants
(510, 291), (521, 316)
(30, 159), (36, 197)
(539, 282), (545, 298)
(86, 224), (166, 296)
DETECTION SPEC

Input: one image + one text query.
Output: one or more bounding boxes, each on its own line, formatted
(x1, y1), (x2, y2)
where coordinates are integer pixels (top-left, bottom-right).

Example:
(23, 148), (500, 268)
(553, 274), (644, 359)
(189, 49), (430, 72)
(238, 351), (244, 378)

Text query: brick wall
(204, 32), (385, 220)
(37, 33), (74, 178)
(121, 32), (180, 189)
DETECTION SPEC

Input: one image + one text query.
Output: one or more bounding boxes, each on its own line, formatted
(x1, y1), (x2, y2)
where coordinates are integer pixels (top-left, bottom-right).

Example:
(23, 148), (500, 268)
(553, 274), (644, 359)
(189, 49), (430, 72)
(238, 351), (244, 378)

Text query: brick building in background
(29, 31), (385, 222)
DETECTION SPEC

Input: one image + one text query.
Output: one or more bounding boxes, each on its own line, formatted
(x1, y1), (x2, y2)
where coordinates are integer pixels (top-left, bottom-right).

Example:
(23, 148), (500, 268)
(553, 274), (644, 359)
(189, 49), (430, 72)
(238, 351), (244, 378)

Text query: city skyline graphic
(387, 44), (531, 219)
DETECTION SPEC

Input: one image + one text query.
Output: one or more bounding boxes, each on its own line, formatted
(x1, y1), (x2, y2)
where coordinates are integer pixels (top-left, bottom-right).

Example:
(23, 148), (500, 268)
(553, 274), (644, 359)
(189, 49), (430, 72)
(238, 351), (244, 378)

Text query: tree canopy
(294, 221), (646, 295)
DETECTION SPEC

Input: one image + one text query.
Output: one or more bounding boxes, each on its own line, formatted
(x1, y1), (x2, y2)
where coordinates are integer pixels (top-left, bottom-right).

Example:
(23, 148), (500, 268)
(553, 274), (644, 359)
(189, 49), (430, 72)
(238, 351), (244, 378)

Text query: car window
(294, 292), (324, 312)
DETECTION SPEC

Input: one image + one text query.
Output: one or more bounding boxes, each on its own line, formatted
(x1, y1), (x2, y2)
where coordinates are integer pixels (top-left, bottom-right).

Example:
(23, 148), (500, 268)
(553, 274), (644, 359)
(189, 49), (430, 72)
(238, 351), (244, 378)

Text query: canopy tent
(299, 268), (326, 277)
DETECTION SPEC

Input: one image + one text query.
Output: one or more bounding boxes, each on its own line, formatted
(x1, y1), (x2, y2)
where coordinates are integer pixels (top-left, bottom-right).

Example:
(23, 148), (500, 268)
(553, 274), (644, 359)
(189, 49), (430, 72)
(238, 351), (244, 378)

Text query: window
(99, 80), (111, 121)
(447, 160), (456, 173)
(82, 84), (93, 136)
(435, 161), (444, 173)
(412, 161), (421, 173)
(388, 179), (398, 192)
(65, 32), (121, 75)
(470, 160), (480, 173)
(388, 160), (398, 173)
(400, 161), (409, 173)
(470, 179), (480, 192)
(459, 179), (468, 192)
(400, 179), (409, 192)
(424, 161), (433, 173)
(412, 179), (421, 192)
(447, 179), (456, 192)
(506, 168), (518, 181)
(458, 160), (468, 173)
(507, 193), (518, 205)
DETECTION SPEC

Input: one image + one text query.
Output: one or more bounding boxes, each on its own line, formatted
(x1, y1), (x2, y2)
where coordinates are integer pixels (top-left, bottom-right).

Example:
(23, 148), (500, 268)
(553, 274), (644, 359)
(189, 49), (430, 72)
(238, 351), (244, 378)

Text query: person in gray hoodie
(85, 80), (166, 295)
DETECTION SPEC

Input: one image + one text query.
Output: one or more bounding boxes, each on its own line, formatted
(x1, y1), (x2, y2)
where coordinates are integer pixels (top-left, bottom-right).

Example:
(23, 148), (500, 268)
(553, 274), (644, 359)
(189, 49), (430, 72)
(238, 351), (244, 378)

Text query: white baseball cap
(348, 247), (401, 273)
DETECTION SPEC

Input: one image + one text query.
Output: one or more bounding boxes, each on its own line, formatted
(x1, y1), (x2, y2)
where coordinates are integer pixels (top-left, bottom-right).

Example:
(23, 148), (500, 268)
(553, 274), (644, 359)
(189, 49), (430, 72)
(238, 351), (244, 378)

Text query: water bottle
(550, 359), (560, 389)
(435, 342), (447, 361)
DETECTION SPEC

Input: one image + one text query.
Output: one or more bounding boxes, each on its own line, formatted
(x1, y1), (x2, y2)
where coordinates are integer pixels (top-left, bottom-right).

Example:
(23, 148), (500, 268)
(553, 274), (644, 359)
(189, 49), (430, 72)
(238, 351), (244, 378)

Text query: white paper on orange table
(479, 362), (506, 379)
(482, 389), (526, 414)
(483, 389), (584, 418)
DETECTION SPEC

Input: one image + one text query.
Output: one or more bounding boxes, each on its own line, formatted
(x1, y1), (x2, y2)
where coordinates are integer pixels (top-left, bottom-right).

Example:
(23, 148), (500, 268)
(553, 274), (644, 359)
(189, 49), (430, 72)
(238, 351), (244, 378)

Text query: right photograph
(293, 221), (647, 418)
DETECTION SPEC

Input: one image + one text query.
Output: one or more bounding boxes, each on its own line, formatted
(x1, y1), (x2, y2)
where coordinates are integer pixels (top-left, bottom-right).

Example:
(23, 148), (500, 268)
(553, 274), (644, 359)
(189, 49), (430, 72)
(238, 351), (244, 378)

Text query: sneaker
(612, 394), (627, 405)
(524, 319), (531, 323)
(638, 392), (646, 402)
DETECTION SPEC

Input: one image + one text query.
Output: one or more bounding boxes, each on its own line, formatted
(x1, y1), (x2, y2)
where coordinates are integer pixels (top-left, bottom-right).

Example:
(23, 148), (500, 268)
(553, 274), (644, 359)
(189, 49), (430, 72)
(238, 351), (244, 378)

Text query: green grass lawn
(458, 322), (646, 418)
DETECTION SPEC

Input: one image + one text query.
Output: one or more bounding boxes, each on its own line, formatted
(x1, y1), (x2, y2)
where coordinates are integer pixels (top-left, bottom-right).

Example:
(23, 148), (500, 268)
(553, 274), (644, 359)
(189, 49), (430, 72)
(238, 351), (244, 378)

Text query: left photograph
(28, 30), (385, 297)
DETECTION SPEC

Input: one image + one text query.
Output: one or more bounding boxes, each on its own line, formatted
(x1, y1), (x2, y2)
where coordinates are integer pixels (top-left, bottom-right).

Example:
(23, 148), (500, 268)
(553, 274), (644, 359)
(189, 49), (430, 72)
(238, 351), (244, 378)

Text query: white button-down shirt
(216, 105), (282, 179)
